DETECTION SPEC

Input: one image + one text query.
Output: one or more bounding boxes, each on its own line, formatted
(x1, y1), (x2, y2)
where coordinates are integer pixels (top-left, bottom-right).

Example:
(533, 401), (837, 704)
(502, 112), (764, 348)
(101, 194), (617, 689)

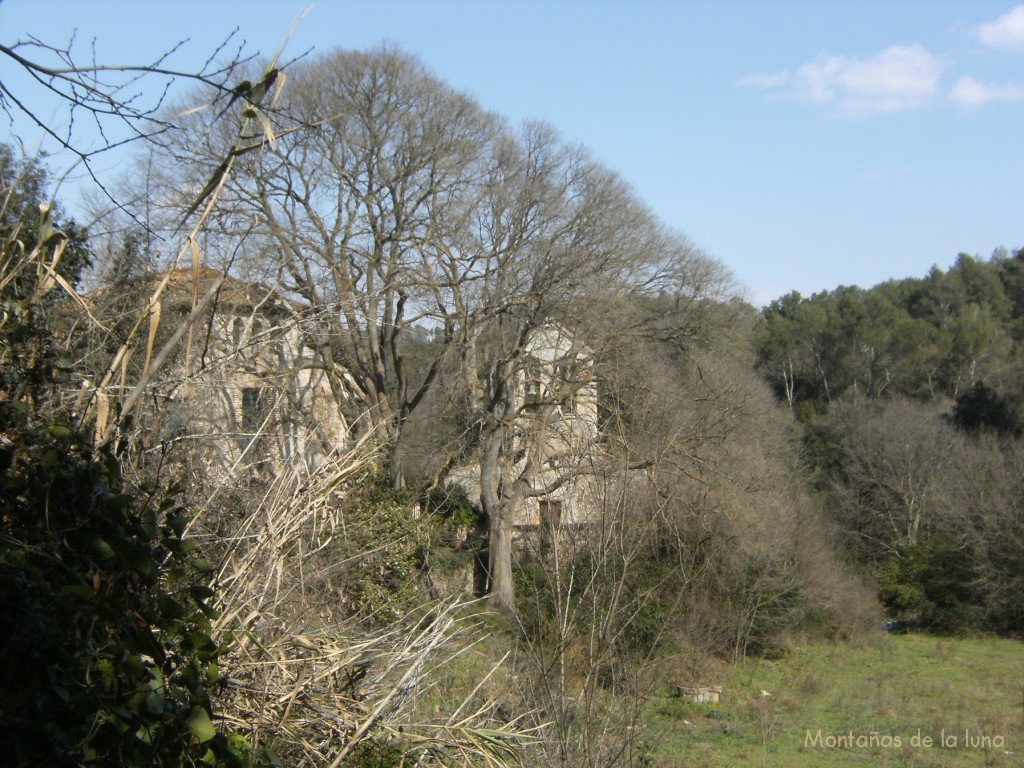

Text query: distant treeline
(758, 248), (1024, 433)
(756, 248), (1024, 635)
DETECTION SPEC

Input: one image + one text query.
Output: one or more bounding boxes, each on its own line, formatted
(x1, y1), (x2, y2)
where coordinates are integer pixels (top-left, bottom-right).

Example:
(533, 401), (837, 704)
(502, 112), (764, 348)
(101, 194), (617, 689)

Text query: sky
(3, 0), (1023, 305)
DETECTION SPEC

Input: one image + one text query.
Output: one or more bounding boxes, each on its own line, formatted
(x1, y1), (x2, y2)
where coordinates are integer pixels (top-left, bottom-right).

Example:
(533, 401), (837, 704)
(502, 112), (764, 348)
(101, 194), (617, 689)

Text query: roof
(89, 266), (301, 317)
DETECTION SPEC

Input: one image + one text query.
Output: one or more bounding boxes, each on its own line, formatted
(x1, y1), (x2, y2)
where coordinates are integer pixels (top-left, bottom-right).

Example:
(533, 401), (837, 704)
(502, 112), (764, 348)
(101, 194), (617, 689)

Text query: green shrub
(0, 412), (268, 767)
(328, 482), (437, 625)
(425, 483), (482, 531)
(513, 557), (557, 643)
(877, 539), (983, 632)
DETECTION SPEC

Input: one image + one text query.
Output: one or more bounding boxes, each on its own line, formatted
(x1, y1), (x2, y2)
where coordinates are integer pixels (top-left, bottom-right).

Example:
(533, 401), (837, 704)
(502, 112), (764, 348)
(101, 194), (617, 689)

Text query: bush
(0, 411), (267, 766)
(425, 482), (482, 531)
(951, 382), (1023, 437)
(324, 481), (437, 625)
(876, 540), (984, 633)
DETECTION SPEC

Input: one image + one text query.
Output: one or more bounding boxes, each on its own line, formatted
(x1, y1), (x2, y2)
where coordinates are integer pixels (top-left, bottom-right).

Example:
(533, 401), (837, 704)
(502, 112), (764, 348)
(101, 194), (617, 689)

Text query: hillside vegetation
(758, 250), (1024, 634)
(1, 25), (1021, 767)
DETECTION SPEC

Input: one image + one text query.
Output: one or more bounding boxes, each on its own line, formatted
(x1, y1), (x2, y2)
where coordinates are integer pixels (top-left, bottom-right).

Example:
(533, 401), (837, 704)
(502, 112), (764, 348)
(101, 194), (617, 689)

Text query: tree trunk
(479, 424), (516, 616)
(488, 512), (516, 617)
(388, 440), (406, 490)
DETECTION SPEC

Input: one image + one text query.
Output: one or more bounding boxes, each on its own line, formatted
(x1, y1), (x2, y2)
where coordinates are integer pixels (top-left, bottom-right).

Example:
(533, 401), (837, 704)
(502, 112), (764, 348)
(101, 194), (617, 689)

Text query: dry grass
(189, 442), (533, 766)
(216, 597), (531, 766)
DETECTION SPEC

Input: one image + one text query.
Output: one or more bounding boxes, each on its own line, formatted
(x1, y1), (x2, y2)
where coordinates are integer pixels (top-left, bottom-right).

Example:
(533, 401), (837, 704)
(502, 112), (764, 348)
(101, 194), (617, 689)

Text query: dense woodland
(758, 252), (1024, 634)
(1, 30), (1021, 768)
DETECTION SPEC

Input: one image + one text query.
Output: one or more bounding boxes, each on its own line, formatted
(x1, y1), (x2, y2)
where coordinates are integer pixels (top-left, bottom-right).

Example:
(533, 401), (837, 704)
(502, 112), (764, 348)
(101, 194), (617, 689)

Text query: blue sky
(3, 1), (1023, 304)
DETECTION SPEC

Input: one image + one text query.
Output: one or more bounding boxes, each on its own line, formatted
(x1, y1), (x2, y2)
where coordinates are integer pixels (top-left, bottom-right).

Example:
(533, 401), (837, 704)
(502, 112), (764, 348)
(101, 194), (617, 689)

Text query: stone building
(111, 267), (349, 480)
(449, 323), (605, 531)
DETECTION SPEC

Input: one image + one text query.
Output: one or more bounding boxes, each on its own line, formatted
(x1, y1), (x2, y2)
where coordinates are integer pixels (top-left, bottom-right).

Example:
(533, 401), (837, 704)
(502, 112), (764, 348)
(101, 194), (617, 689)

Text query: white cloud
(736, 72), (790, 88)
(976, 5), (1024, 51)
(740, 45), (944, 117)
(950, 75), (1024, 106)
(795, 45), (944, 116)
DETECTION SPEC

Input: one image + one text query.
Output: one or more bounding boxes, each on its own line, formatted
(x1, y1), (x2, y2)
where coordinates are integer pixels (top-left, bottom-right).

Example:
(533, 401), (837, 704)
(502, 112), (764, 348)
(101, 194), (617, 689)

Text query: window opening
(524, 377), (543, 412)
(539, 499), (562, 529)
(241, 387), (267, 433)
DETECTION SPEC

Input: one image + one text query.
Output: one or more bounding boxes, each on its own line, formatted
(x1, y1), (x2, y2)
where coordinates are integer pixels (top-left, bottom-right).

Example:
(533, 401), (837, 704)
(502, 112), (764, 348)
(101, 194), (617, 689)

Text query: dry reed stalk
(2, 29), (531, 762)
(215, 599), (532, 766)
(71, 36), (294, 447)
(194, 432), (531, 765)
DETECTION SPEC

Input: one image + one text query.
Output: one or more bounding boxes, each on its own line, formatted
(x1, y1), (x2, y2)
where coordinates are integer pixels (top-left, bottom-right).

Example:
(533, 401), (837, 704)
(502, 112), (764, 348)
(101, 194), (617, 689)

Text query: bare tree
(143, 44), (730, 617)
(159, 46), (499, 488)
(827, 398), (964, 562)
(453, 124), (717, 615)
(943, 434), (1024, 632)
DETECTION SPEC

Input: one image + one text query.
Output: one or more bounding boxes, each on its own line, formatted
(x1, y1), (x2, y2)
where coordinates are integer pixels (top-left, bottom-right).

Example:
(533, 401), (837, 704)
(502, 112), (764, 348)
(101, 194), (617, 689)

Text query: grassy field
(645, 633), (1024, 767)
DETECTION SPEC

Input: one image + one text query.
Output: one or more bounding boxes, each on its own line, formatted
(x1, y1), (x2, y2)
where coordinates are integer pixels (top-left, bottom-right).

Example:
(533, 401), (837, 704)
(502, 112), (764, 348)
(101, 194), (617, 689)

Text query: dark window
(539, 499), (562, 529)
(232, 317), (246, 347)
(556, 362), (577, 412)
(241, 387), (267, 433)
(524, 377), (543, 412)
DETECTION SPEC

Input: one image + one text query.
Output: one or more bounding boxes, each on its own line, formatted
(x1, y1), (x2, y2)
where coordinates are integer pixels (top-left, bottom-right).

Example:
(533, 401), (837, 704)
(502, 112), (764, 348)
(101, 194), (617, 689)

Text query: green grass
(645, 634), (1024, 767)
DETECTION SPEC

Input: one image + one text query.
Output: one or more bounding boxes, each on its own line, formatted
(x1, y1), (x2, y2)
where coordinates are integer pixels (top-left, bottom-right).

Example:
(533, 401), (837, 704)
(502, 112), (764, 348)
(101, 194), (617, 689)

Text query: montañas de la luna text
(805, 729), (1007, 750)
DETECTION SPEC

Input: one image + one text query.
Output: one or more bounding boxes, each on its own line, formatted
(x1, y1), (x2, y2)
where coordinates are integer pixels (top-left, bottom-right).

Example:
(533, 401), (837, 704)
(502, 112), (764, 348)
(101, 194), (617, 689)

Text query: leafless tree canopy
(138, 45), (731, 614)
